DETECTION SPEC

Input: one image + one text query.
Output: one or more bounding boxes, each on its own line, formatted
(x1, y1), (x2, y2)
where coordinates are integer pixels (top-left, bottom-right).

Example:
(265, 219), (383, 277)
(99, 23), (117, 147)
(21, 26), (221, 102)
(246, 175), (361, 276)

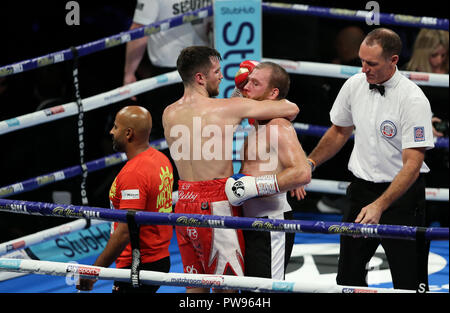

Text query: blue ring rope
(0, 131), (447, 199)
(1, 3), (447, 78)
(262, 3), (449, 30)
(0, 198), (447, 241)
(0, 6), (213, 78)
(0, 138), (166, 199)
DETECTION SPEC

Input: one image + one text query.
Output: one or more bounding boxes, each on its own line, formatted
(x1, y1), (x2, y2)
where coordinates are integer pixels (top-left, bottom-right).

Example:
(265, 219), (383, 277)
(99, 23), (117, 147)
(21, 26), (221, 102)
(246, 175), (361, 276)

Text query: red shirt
(109, 147), (174, 268)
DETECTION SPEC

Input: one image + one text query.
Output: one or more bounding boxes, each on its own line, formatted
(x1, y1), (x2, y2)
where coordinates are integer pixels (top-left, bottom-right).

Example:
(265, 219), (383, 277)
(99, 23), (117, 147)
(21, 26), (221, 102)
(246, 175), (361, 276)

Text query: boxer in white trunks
(225, 61), (312, 280)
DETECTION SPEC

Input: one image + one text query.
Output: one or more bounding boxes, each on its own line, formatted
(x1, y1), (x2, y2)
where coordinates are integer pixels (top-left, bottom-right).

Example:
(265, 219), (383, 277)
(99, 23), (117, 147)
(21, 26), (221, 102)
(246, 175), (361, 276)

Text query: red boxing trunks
(175, 178), (245, 278)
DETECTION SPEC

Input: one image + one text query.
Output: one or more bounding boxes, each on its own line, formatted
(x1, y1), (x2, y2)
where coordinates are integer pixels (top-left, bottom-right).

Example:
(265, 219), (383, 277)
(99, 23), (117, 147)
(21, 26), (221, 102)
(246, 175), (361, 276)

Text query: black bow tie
(369, 84), (385, 96)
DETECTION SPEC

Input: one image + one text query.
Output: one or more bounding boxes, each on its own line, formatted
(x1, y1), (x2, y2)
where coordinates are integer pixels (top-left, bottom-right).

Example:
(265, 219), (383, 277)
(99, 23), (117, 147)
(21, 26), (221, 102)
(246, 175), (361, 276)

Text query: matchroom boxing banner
(214, 0), (262, 99)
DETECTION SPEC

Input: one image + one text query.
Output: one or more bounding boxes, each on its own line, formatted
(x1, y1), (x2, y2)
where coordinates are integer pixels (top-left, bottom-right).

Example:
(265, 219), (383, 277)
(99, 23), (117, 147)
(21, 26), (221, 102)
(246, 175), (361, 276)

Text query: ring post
(214, 0), (262, 99)
(213, 0), (262, 173)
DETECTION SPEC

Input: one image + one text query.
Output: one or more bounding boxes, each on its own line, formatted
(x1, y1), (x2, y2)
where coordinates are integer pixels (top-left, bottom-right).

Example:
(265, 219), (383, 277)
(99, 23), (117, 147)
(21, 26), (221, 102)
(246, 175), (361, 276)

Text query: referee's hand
(355, 203), (383, 224)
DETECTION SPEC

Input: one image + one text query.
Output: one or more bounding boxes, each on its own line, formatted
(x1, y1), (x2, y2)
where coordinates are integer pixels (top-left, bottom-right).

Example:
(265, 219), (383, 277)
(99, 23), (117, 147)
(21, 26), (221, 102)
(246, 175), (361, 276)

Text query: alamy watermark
(365, 1), (380, 25)
(169, 117), (279, 172)
(66, 1), (80, 26)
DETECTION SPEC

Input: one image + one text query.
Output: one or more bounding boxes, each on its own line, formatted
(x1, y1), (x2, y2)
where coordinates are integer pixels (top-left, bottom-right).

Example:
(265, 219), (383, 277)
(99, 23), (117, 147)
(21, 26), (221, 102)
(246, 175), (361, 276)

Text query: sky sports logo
(66, 264), (101, 277)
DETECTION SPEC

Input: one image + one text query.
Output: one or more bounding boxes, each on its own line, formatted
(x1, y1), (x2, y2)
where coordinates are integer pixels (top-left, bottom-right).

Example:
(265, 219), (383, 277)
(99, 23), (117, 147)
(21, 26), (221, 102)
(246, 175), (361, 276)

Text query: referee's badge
(414, 126), (425, 142)
(380, 120), (397, 138)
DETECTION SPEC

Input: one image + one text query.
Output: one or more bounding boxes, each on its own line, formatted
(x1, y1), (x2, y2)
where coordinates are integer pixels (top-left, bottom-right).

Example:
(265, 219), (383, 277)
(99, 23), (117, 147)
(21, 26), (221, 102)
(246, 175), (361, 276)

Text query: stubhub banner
(0, 222), (111, 282)
(214, 0), (262, 99)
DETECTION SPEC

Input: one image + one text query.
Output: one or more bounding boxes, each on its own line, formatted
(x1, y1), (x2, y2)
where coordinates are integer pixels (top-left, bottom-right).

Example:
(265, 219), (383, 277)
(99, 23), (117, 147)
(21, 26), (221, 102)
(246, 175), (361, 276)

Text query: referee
(307, 28), (434, 291)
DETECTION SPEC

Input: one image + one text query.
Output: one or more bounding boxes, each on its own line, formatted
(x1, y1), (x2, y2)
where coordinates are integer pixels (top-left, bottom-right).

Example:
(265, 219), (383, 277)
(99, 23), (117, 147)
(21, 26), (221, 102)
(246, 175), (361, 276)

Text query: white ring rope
(262, 58), (450, 87)
(1, 57), (448, 136)
(0, 258), (418, 293)
(0, 71), (182, 136)
(302, 179), (449, 202)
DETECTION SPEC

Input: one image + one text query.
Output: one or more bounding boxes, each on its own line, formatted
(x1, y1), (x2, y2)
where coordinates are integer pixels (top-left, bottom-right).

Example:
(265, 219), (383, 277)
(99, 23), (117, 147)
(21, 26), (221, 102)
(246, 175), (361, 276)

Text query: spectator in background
(405, 29), (449, 137)
(123, 0), (213, 140)
(332, 26), (366, 66)
(405, 29), (449, 74)
(405, 29), (449, 228)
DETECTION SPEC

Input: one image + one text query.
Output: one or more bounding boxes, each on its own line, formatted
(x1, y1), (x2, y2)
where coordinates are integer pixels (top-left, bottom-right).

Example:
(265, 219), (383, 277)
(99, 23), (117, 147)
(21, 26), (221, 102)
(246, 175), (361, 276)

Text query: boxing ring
(0, 2), (448, 294)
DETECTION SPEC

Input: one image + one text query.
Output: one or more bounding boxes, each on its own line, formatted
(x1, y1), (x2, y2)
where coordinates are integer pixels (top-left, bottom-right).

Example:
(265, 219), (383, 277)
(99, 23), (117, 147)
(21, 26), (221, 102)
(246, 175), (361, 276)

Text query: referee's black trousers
(336, 174), (429, 291)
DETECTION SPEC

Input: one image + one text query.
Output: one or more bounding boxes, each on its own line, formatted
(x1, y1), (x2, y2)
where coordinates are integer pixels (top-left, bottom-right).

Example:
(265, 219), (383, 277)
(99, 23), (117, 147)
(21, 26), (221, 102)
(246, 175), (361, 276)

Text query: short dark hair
(364, 28), (402, 59)
(176, 46), (222, 85)
(257, 62), (290, 99)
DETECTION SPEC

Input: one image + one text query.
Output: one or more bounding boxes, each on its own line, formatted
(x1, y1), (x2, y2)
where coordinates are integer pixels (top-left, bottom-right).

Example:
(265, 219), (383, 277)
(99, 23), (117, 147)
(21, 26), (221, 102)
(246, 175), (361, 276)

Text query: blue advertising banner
(28, 223), (111, 262)
(214, 0), (262, 173)
(214, 0), (262, 99)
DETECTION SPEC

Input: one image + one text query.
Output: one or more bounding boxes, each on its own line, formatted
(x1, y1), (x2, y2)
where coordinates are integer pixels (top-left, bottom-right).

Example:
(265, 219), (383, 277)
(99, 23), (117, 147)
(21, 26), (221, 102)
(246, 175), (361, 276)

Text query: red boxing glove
(234, 60), (259, 90)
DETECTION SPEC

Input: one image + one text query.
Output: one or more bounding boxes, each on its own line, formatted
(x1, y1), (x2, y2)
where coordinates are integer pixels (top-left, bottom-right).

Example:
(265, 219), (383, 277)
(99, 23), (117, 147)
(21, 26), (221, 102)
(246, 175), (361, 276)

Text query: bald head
(111, 106), (152, 153)
(117, 106), (152, 140)
(335, 26), (365, 63)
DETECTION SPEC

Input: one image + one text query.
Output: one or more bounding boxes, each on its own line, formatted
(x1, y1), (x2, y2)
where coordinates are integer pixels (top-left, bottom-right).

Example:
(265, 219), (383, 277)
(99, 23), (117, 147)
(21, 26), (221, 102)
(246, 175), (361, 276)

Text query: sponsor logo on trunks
(168, 117), (279, 172)
(178, 190), (199, 202)
(380, 120), (397, 139)
(187, 227), (198, 239)
(181, 184), (192, 190)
